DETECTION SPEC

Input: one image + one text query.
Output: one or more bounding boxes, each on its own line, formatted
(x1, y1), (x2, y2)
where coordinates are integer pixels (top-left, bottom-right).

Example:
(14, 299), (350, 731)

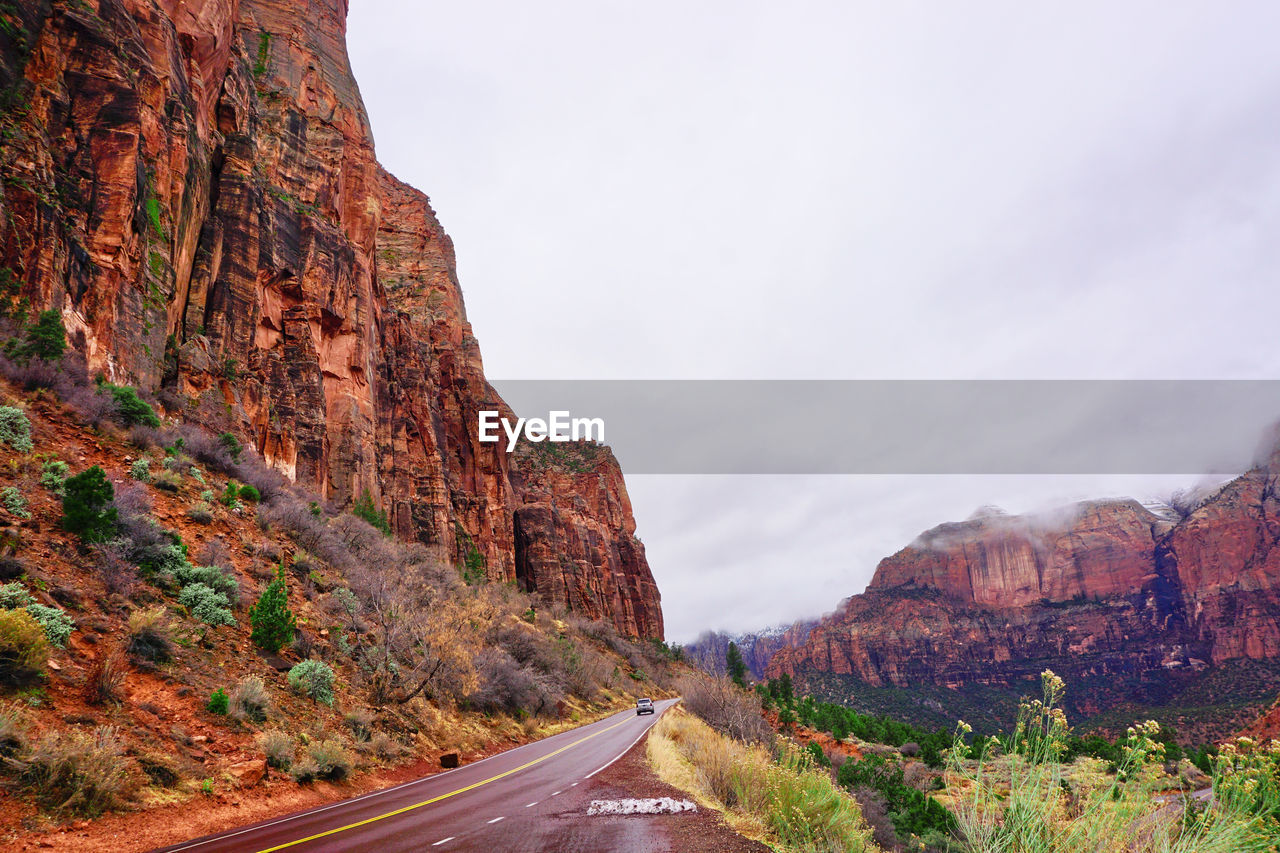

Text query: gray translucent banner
(485, 380), (1280, 474)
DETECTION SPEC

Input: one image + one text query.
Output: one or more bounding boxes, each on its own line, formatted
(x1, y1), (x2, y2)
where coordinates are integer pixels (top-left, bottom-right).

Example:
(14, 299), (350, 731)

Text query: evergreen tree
(726, 641), (748, 687)
(352, 489), (391, 535)
(19, 310), (66, 361)
(61, 466), (117, 542)
(250, 562), (297, 653)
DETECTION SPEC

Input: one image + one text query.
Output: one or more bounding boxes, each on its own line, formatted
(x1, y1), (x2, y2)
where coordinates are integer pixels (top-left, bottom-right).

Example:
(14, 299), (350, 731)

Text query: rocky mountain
(0, 0), (661, 637)
(685, 621), (816, 680)
(768, 452), (1280, 735)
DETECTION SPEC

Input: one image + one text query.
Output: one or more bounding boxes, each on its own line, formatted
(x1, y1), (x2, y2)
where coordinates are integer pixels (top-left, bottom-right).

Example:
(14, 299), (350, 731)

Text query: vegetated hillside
(685, 621), (816, 680)
(769, 449), (1280, 740)
(0, 0), (661, 638)
(0, 361), (685, 843)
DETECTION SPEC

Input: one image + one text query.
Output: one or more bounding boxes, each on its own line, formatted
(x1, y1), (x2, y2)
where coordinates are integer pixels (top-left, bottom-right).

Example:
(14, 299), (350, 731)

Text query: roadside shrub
(40, 459), (69, 495)
(0, 608), (48, 682)
(287, 659), (335, 706)
(15, 725), (137, 815)
(237, 483), (261, 503)
(0, 405), (33, 452)
(466, 647), (561, 716)
(0, 580), (33, 608)
(186, 502), (214, 524)
(151, 469), (182, 492)
(25, 603), (73, 647)
(0, 700), (29, 756)
(305, 738), (352, 780)
(125, 607), (171, 663)
(107, 385), (160, 428)
(62, 466), (117, 542)
(257, 729), (293, 770)
(229, 676), (269, 723)
(129, 458), (150, 482)
(1, 486), (30, 520)
(250, 564), (295, 652)
(83, 649), (126, 706)
(207, 687), (229, 715)
(344, 709), (373, 742)
(178, 583), (234, 627)
(680, 674), (772, 744)
(174, 563), (239, 605)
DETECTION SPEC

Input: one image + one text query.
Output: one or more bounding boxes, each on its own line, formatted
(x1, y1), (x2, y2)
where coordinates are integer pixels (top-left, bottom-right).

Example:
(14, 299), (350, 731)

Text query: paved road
(155, 699), (679, 853)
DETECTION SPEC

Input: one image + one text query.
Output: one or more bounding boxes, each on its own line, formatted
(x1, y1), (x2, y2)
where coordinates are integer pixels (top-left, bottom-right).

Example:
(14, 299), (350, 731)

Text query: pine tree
(19, 310), (65, 362)
(250, 562), (296, 653)
(61, 465), (117, 542)
(726, 641), (748, 687)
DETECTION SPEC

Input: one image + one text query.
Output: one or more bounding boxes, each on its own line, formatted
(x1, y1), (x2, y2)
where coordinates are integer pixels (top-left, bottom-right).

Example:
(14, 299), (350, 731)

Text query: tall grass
(650, 707), (878, 853)
(948, 670), (1279, 853)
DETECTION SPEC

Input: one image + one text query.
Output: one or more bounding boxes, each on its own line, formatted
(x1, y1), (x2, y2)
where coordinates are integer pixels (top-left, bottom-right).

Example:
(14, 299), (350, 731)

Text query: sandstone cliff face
(770, 475), (1280, 720)
(0, 0), (661, 637)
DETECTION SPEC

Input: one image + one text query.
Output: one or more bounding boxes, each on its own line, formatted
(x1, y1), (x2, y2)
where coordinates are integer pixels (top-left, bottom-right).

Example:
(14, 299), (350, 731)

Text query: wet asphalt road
(154, 699), (678, 853)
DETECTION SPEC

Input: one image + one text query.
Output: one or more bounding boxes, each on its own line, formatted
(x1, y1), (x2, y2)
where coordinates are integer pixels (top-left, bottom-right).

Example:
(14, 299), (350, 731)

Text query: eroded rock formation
(769, 463), (1280, 723)
(0, 0), (661, 637)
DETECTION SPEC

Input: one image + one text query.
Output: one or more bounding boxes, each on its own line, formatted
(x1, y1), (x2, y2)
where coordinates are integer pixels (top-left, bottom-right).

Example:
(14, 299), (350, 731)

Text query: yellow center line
(255, 714), (636, 852)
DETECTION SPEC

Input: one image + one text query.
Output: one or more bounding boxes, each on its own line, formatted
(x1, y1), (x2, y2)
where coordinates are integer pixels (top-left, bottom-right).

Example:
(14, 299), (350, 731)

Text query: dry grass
(649, 706), (879, 853)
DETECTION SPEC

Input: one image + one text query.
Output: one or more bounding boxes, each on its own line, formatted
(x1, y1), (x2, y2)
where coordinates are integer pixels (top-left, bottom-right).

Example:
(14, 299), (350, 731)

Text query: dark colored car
(636, 697), (655, 715)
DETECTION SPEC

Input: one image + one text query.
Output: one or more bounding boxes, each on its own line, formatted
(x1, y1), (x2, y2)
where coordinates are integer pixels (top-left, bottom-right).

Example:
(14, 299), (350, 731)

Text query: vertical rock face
(0, 0), (662, 637)
(768, 463), (1280, 723)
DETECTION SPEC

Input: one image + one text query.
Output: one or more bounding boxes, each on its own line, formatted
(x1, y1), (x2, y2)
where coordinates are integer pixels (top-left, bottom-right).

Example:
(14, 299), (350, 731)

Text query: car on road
(636, 697), (655, 715)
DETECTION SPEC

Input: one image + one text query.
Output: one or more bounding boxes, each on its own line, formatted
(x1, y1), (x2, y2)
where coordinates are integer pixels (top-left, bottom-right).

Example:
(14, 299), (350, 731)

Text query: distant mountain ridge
(686, 621), (816, 680)
(767, 441), (1280, 738)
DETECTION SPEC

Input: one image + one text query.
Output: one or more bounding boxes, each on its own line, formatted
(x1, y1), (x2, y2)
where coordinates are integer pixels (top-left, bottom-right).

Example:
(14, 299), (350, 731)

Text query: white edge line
(432, 838), (455, 846)
(552, 791), (561, 796)
(524, 801), (538, 808)
(487, 816), (505, 824)
(584, 702), (670, 779)
(163, 707), (636, 851)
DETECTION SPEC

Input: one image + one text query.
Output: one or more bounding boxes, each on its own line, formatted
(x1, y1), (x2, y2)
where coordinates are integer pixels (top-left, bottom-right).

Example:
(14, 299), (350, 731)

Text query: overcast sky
(347, 3), (1280, 641)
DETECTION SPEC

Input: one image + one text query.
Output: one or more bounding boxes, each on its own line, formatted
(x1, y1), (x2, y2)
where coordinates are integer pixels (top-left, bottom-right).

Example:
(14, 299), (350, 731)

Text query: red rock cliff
(0, 0), (662, 637)
(769, 470), (1280, 723)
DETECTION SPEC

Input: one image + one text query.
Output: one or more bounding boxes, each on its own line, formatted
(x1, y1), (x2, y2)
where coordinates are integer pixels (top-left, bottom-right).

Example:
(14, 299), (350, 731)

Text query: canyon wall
(0, 0), (661, 637)
(769, 465), (1280, 724)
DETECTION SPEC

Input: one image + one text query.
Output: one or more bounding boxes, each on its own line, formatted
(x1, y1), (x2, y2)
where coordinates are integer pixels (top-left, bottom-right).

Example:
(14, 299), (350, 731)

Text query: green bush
(207, 687), (229, 715)
(129, 459), (150, 482)
(287, 659), (335, 706)
(250, 565), (295, 653)
(107, 385), (160, 428)
(173, 564), (238, 604)
(24, 603), (73, 648)
(40, 459), (69, 495)
(61, 466), (117, 542)
(0, 405), (33, 453)
(0, 581), (33, 609)
(1, 486), (30, 519)
(0, 608), (48, 682)
(219, 482), (240, 508)
(218, 432), (243, 462)
(177, 583), (234, 627)
(237, 484), (260, 503)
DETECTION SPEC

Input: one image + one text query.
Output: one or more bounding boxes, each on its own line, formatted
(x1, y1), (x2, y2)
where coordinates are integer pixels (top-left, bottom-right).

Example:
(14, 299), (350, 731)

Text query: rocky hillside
(768, 452), (1280, 737)
(0, 0), (661, 638)
(685, 621), (816, 680)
